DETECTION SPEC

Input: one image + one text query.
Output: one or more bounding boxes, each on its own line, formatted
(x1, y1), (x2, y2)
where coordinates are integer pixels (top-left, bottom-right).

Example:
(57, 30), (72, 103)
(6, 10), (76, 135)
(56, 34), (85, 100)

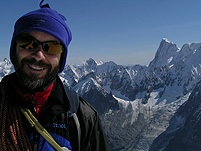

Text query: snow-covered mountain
(1, 38), (201, 150)
(0, 58), (14, 80)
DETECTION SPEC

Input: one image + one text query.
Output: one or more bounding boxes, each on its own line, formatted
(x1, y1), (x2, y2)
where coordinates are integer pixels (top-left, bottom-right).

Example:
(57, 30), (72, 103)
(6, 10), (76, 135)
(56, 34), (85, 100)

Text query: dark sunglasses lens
(16, 36), (37, 50)
(16, 36), (63, 55)
(43, 43), (63, 55)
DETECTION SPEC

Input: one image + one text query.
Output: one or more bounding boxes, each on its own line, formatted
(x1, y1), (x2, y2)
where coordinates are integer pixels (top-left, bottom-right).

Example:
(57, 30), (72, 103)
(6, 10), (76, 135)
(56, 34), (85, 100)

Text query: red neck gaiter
(18, 83), (54, 119)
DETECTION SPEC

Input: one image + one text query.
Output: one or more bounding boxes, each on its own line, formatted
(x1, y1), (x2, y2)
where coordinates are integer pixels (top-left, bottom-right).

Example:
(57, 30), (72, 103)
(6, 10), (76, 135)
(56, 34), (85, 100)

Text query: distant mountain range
(1, 38), (201, 150)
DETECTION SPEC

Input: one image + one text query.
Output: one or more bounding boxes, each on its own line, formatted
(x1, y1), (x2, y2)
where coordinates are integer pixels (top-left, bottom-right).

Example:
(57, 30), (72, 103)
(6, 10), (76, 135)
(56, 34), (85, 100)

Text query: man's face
(14, 31), (61, 91)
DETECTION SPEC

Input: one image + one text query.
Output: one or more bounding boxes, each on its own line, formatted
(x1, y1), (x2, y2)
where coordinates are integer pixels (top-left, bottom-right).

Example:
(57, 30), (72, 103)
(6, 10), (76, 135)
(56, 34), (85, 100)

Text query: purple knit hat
(10, 1), (72, 73)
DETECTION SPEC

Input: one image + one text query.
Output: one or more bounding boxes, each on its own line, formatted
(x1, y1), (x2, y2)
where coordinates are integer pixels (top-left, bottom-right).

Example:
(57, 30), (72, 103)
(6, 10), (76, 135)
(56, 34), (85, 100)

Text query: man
(0, 1), (110, 151)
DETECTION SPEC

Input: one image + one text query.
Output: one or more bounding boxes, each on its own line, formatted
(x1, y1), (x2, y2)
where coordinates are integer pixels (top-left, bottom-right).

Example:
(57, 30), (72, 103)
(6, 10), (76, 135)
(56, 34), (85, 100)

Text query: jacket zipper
(30, 94), (39, 151)
(31, 94), (36, 113)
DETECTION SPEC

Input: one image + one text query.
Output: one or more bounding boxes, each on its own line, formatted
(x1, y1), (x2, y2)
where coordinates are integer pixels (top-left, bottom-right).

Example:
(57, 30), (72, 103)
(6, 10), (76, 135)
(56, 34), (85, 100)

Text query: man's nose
(31, 45), (46, 61)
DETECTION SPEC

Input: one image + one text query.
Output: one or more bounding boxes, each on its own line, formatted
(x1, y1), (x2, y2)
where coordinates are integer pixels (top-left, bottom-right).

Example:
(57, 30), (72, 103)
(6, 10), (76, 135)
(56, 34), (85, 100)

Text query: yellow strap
(21, 108), (64, 151)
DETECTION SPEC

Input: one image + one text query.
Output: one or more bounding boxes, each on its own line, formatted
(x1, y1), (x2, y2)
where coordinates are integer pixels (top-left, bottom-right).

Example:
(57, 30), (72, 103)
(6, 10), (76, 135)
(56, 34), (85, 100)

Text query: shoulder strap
(64, 87), (81, 151)
(64, 87), (80, 115)
(21, 108), (65, 151)
(69, 113), (81, 150)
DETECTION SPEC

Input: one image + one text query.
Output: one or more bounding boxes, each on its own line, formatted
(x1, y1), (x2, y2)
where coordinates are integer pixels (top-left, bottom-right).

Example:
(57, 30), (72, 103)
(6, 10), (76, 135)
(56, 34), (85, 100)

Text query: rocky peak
(149, 38), (179, 68)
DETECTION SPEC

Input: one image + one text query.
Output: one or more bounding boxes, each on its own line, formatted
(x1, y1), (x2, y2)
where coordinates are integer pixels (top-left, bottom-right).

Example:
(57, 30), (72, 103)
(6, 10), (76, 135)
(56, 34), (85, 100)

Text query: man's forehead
(19, 31), (61, 43)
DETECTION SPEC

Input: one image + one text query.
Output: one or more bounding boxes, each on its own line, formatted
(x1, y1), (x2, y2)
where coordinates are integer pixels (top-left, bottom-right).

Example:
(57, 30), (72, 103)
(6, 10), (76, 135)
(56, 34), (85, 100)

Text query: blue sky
(0, 0), (201, 66)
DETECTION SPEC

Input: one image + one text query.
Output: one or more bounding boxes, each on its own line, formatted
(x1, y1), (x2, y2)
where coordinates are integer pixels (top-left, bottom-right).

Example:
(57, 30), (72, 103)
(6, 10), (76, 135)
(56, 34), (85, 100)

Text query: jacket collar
(44, 75), (70, 114)
(4, 73), (70, 117)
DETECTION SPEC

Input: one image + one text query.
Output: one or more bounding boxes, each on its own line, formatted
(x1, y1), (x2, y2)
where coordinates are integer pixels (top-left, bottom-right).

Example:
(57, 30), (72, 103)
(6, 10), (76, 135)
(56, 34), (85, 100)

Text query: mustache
(21, 58), (51, 69)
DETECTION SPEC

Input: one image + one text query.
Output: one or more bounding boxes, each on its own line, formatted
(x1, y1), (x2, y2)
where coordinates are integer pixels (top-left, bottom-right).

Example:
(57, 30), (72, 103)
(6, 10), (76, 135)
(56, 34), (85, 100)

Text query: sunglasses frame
(15, 35), (64, 55)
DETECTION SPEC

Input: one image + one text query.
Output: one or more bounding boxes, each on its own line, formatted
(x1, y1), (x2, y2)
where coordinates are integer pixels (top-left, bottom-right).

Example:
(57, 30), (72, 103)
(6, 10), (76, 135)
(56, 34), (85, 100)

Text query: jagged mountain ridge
(61, 38), (201, 104)
(1, 38), (201, 150)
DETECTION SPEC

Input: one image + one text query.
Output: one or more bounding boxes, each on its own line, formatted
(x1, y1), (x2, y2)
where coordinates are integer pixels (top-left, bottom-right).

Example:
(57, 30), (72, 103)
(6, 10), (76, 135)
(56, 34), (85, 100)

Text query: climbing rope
(0, 77), (32, 151)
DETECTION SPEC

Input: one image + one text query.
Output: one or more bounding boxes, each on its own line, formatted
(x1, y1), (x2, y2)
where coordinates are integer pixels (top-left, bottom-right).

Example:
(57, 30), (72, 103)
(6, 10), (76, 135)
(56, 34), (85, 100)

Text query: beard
(14, 56), (59, 91)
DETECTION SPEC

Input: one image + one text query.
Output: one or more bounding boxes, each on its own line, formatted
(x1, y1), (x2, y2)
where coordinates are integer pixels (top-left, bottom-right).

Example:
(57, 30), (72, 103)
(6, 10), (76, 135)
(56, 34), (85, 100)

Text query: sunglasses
(15, 35), (64, 55)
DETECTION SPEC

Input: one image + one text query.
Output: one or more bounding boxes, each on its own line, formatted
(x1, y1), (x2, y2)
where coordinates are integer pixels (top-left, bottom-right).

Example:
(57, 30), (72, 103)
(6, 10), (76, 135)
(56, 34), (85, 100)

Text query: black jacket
(2, 73), (110, 151)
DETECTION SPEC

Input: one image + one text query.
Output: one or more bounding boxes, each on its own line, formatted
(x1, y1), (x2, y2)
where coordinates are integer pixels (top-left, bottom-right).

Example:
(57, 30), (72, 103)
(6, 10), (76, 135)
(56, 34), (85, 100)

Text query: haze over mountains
(1, 38), (201, 150)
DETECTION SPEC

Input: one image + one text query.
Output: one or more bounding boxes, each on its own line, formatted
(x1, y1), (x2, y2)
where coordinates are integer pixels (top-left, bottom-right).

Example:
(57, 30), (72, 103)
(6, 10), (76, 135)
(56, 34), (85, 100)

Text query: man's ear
(12, 43), (17, 66)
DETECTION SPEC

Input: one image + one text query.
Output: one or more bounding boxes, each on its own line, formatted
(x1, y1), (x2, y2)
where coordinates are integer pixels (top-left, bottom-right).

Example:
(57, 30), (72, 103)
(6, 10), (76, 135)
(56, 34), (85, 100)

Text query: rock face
(150, 81), (201, 151)
(1, 38), (201, 150)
